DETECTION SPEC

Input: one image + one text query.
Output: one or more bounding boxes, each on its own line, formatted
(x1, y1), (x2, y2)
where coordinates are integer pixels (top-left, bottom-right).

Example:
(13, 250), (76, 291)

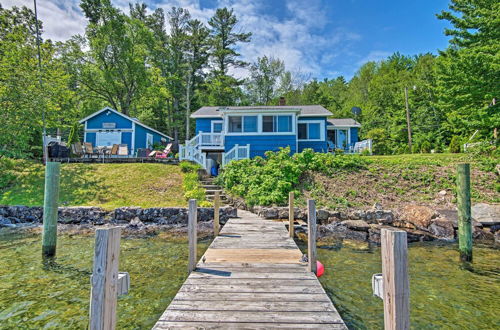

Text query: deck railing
(353, 139), (373, 155)
(222, 144), (250, 167)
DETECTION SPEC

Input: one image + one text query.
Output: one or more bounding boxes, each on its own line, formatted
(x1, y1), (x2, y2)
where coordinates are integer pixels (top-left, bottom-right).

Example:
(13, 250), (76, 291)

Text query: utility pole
(404, 87), (412, 153)
(33, 0), (47, 164)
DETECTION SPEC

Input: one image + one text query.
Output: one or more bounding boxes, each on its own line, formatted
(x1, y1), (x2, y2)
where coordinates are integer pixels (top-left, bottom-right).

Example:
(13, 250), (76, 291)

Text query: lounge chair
(83, 142), (97, 158)
(71, 142), (84, 157)
(117, 144), (128, 156)
(150, 143), (172, 158)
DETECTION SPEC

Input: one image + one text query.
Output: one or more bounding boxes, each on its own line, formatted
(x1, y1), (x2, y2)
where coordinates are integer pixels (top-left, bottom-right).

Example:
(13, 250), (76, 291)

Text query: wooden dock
(153, 210), (347, 329)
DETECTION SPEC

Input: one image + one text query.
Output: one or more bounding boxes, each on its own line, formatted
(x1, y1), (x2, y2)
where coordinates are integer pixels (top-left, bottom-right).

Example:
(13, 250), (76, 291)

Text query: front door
(337, 129), (348, 149)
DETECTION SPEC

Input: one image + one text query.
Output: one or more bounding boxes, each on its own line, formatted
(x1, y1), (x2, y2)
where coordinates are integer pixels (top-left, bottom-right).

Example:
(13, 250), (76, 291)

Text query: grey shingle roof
(327, 118), (361, 127)
(191, 105), (332, 118)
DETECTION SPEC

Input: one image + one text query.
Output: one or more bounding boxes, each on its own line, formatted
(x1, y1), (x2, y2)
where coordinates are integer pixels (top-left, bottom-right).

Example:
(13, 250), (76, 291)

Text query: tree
(247, 56), (285, 105)
(436, 0), (500, 140)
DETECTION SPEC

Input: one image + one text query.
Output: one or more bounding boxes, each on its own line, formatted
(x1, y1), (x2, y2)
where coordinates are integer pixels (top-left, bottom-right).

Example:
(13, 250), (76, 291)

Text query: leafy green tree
(436, 0), (500, 140)
(247, 56), (285, 105)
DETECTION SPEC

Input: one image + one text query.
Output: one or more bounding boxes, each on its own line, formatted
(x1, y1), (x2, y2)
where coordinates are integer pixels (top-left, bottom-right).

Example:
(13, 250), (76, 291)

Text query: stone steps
(201, 178), (230, 205)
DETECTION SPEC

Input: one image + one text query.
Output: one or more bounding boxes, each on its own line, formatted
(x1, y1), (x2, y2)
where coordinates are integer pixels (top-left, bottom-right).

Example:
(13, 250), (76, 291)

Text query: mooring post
(457, 163), (473, 262)
(188, 199), (197, 273)
(289, 192), (294, 238)
(89, 227), (121, 330)
(214, 192), (220, 236)
(381, 228), (410, 330)
(307, 199), (317, 274)
(42, 161), (61, 257)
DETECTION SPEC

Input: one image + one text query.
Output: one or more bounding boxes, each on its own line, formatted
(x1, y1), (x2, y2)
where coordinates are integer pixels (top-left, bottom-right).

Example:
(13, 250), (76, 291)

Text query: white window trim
(224, 113), (296, 136)
(146, 133), (154, 148)
(211, 120), (223, 133)
(297, 120), (325, 141)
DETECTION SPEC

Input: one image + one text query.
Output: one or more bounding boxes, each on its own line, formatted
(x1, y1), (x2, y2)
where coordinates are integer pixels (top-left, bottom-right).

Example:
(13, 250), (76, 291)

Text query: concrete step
(205, 189), (223, 195)
(206, 194), (228, 200)
(202, 185), (221, 189)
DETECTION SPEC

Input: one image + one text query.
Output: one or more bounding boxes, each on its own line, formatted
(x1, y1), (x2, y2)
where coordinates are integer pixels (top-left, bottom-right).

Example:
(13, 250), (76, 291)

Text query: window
(228, 116), (258, 133)
(298, 121), (324, 140)
(146, 133), (154, 148)
(212, 121), (223, 133)
(228, 116), (242, 133)
(262, 115), (293, 133)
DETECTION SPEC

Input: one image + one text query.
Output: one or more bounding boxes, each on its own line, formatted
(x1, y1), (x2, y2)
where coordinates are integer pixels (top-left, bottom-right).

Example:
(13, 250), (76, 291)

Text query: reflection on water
(0, 230), (208, 329)
(314, 240), (500, 329)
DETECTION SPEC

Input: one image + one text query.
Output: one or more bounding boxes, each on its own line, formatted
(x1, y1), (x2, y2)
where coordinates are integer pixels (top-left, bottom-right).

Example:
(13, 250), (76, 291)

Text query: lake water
(1, 230), (499, 329)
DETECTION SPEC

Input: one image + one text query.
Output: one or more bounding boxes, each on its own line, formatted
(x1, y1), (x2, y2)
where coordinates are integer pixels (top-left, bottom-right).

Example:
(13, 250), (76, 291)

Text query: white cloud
(2, 0), (362, 79)
(356, 50), (392, 66)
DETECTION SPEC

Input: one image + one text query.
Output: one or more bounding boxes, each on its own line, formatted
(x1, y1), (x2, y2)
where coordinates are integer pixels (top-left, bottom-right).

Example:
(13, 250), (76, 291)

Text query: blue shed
(79, 107), (172, 155)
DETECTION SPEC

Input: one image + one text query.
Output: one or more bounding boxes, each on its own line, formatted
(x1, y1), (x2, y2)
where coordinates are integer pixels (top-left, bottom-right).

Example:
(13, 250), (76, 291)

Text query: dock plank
(152, 210), (346, 329)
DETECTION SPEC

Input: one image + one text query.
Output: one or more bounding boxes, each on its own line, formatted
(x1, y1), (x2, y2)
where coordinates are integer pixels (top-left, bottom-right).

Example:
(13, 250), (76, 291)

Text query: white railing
(222, 144), (250, 167)
(199, 133), (224, 147)
(179, 144), (207, 169)
(353, 139), (373, 155)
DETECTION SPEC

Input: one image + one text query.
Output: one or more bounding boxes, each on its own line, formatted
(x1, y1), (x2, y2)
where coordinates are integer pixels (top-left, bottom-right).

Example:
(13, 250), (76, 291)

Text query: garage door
(96, 131), (121, 147)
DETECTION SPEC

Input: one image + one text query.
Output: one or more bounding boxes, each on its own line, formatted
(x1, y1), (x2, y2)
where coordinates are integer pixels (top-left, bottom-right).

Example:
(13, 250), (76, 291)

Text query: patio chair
(83, 142), (97, 158)
(110, 144), (119, 157)
(327, 141), (335, 153)
(71, 142), (84, 157)
(154, 143), (172, 159)
(117, 144), (129, 156)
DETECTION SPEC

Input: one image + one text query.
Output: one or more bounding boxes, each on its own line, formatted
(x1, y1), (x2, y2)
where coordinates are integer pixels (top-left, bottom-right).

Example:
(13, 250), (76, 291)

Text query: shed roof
(79, 107), (173, 140)
(191, 105), (332, 118)
(327, 118), (361, 127)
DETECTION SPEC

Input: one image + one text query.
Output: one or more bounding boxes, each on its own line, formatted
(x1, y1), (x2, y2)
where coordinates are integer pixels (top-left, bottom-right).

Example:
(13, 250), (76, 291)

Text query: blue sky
(6, 0), (452, 79)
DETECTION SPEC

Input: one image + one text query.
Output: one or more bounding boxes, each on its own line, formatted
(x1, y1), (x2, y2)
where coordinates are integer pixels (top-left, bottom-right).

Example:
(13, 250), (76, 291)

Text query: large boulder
(472, 203), (500, 226)
(401, 205), (438, 229)
(341, 220), (370, 232)
(428, 218), (455, 240)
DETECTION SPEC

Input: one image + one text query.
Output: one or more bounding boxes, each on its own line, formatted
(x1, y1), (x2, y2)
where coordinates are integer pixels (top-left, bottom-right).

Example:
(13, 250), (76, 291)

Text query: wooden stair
(201, 178), (229, 205)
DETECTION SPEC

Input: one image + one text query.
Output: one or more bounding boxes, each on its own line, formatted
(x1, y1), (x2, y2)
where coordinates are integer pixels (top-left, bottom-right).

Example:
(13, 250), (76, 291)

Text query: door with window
(336, 129), (348, 149)
(146, 133), (154, 149)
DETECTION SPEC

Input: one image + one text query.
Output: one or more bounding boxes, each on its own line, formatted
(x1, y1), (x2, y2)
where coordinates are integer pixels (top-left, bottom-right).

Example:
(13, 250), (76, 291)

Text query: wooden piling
(381, 228), (409, 330)
(307, 199), (317, 274)
(214, 192), (220, 236)
(457, 163), (473, 262)
(289, 192), (294, 238)
(89, 227), (121, 330)
(42, 161), (61, 257)
(188, 199), (197, 273)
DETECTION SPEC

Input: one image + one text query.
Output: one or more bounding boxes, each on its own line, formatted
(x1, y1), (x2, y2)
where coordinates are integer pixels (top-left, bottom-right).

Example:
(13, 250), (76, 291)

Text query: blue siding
(195, 118), (220, 134)
(85, 132), (96, 146)
(121, 132), (132, 150)
(134, 124), (164, 150)
(225, 135), (297, 158)
(86, 110), (132, 129)
(297, 117), (328, 152)
(350, 127), (359, 147)
(298, 141), (328, 153)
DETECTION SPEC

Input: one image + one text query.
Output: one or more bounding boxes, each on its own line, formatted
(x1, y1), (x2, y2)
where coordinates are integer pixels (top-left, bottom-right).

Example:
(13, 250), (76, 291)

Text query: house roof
(327, 118), (361, 127)
(79, 107), (173, 140)
(191, 105), (332, 118)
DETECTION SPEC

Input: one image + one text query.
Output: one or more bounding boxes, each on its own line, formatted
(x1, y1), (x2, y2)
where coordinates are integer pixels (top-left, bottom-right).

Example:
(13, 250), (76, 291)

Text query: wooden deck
(153, 210), (347, 329)
(48, 157), (178, 164)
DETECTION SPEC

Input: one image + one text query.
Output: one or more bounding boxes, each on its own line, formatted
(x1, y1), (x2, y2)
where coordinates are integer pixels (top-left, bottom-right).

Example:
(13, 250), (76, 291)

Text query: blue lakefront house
(180, 104), (366, 171)
(79, 107), (172, 155)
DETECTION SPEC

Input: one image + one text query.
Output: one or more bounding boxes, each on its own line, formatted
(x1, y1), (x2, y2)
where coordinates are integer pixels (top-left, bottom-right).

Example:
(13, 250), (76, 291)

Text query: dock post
(214, 192), (220, 236)
(307, 199), (317, 274)
(381, 228), (409, 330)
(89, 227), (121, 330)
(289, 192), (294, 238)
(42, 161), (61, 258)
(457, 163), (473, 262)
(188, 199), (197, 273)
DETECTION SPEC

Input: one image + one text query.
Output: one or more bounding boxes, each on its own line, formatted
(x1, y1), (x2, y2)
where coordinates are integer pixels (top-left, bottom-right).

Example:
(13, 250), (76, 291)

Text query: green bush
(216, 148), (370, 206)
(0, 157), (19, 190)
(179, 161), (200, 173)
(449, 136), (462, 153)
(420, 141), (431, 153)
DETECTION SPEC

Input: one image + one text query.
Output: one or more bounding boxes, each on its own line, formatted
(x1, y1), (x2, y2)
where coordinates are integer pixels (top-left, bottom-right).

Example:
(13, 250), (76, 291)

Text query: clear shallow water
(1, 231), (499, 330)
(0, 230), (209, 329)
(315, 240), (500, 329)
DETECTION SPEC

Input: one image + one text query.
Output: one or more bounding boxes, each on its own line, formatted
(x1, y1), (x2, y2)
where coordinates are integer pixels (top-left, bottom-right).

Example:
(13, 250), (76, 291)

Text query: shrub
(179, 161), (200, 173)
(420, 141), (432, 153)
(179, 161), (207, 204)
(449, 136), (462, 153)
(217, 148), (370, 206)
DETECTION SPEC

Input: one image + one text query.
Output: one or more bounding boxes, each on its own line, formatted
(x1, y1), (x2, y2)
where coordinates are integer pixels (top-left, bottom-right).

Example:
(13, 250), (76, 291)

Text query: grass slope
(302, 153), (499, 210)
(0, 161), (185, 209)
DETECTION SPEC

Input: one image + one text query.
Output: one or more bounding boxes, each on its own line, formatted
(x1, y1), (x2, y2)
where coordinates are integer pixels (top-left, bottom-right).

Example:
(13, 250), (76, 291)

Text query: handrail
(353, 139), (372, 155)
(222, 144), (250, 167)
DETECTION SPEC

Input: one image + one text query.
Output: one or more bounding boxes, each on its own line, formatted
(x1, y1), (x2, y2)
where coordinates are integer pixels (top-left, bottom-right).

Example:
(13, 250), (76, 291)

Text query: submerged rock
(472, 203), (500, 226)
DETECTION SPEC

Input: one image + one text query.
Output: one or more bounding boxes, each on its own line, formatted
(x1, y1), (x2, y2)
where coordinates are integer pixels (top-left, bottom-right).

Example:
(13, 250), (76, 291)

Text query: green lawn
(0, 161), (186, 209)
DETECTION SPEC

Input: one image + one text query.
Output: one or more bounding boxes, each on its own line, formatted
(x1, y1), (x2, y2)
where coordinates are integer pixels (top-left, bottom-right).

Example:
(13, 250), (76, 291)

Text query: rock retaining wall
(0, 205), (238, 228)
